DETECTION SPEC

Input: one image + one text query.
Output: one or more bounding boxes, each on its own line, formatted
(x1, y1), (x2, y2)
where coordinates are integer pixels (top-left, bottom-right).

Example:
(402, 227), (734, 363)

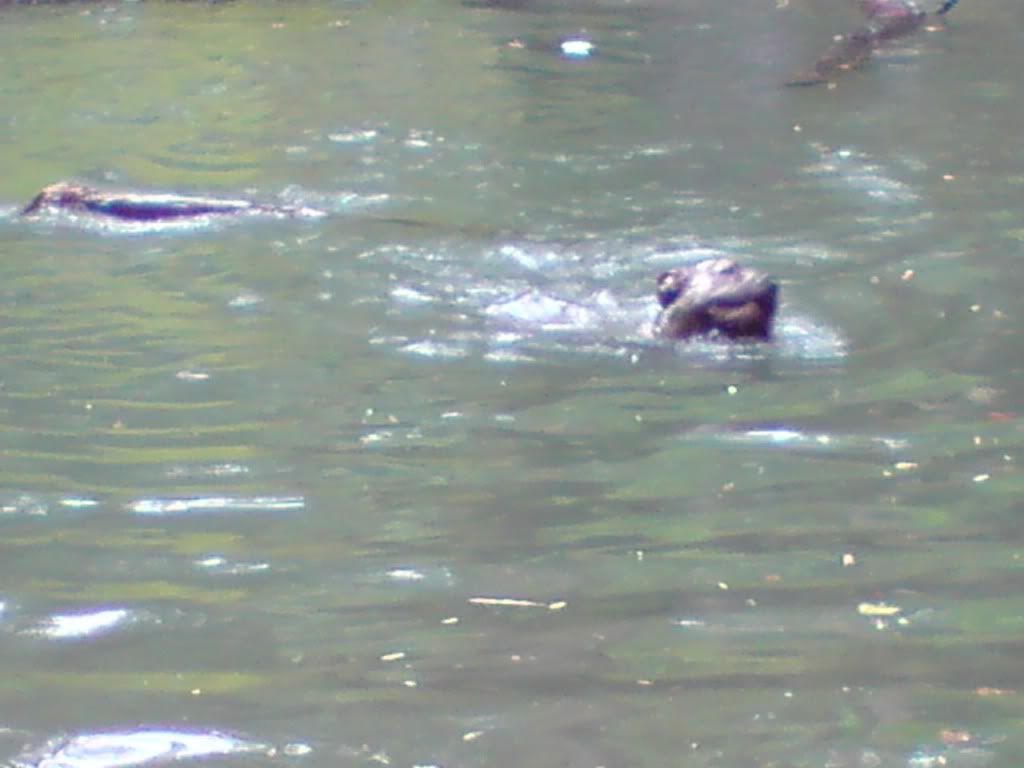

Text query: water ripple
(125, 496), (304, 517)
(17, 205), (324, 237)
(801, 142), (921, 206)
(194, 557), (272, 577)
(688, 426), (910, 456)
(24, 608), (139, 641)
(0, 495), (101, 518)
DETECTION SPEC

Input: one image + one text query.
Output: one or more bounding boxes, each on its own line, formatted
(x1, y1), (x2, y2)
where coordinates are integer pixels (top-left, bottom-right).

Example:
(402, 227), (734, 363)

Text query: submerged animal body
(655, 258), (778, 341)
(21, 182), (325, 223)
(786, 0), (958, 86)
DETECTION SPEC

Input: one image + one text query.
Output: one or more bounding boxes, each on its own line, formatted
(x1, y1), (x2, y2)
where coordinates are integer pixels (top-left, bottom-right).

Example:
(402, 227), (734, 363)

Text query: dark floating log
(21, 181), (325, 223)
(786, 0), (955, 87)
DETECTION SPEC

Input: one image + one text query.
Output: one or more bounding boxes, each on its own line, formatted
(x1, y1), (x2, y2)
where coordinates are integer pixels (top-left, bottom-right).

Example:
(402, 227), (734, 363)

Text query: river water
(1, 0), (1023, 766)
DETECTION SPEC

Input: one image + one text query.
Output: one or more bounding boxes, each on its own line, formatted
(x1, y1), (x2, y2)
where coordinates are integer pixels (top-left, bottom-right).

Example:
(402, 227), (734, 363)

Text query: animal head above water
(655, 258), (778, 341)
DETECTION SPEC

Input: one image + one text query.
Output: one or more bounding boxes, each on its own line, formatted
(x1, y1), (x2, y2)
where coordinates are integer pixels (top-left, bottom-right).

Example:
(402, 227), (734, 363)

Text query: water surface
(1, 1), (1023, 766)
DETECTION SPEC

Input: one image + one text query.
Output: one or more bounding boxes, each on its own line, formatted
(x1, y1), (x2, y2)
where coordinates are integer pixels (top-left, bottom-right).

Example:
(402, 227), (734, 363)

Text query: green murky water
(1, 1), (1023, 766)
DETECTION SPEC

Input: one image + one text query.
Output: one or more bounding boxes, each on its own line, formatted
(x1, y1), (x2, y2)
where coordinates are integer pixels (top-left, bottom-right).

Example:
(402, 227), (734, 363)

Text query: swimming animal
(655, 258), (778, 340)
(786, 0), (959, 86)
(20, 181), (325, 222)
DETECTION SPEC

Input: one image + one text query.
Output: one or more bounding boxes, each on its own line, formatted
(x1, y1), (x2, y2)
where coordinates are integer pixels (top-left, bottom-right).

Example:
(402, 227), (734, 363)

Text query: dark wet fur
(655, 259), (778, 341)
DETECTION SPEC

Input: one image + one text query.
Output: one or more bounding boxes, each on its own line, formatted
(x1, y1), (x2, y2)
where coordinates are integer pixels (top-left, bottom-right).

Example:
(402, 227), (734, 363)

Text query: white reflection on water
(60, 498), (99, 510)
(20, 212), (314, 237)
(0, 495), (100, 516)
(0, 495), (49, 516)
(802, 142), (920, 205)
(227, 292), (265, 309)
(13, 729), (265, 768)
(125, 496), (304, 516)
(671, 315), (846, 363)
(400, 340), (469, 359)
(327, 128), (379, 144)
(694, 427), (909, 453)
(386, 568), (427, 582)
(194, 557), (272, 576)
(484, 290), (607, 332)
(378, 566), (456, 589)
(28, 609), (133, 640)
(391, 285), (436, 304)
(162, 464), (251, 480)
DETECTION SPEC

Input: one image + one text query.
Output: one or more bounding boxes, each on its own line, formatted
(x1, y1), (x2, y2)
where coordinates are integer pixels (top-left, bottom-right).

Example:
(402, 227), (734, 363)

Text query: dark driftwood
(786, 0), (955, 87)
(21, 182), (323, 222)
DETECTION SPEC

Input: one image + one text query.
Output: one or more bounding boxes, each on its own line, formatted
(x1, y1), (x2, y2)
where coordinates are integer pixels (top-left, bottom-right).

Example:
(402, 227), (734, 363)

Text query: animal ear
(656, 271), (683, 307)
